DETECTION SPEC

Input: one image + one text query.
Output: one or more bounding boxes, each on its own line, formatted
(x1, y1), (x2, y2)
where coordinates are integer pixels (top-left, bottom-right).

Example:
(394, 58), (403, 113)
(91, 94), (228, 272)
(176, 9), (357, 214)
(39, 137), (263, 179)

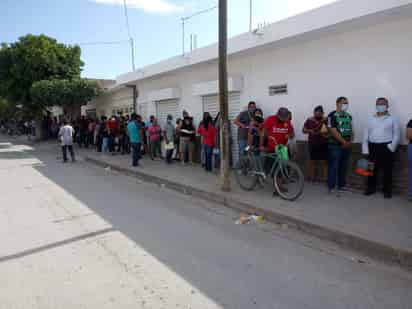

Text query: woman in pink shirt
(149, 118), (162, 160)
(198, 113), (217, 172)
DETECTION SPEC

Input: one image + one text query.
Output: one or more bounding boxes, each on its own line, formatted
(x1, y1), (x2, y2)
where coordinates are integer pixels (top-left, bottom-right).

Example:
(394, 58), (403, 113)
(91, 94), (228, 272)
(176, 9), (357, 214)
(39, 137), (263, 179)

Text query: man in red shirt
(262, 107), (294, 152)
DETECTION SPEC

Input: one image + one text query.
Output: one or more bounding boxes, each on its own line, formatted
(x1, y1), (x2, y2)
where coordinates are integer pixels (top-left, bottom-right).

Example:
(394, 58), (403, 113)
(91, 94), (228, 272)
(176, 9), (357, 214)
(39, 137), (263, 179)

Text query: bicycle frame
(248, 151), (289, 179)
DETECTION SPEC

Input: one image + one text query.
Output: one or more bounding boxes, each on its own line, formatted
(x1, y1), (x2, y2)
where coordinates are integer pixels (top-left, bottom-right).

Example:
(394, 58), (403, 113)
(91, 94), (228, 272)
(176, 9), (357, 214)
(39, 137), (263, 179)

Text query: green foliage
(0, 97), (17, 120)
(0, 34), (84, 114)
(31, 79), (101, 110)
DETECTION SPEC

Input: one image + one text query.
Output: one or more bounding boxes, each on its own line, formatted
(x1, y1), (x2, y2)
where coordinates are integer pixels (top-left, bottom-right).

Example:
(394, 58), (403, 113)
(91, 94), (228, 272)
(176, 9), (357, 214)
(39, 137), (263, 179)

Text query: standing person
(235, 101), (257, 155)
(199, 112), (212, 168)
(58, 120), (75, 163)
(173, 118), (182, 161)
(118, 116), (127, 154)
(407, 118), (412, 202)
(107, 116), (118, 155)
(362, 98), (400, 199)
(198, 113), (217, 172)
(148, 118), (162, 160)
(127, 113), (142, 167)
(179, 114), (196, 164)
(163, 115), (175, 164)
(327, 97), (353, 194)
(87, 118), (96, 147)
(303, 106), (329, 182)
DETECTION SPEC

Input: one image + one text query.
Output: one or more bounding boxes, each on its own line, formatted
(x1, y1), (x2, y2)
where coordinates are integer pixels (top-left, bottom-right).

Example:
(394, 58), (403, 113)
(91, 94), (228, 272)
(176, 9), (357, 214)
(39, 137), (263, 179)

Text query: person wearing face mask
(327, 97), (353, 195)
(235, 101), (257, 156)
(362, 98), (400, 199)
(303, 105), (329, 182)
(179, 113), (195, 164)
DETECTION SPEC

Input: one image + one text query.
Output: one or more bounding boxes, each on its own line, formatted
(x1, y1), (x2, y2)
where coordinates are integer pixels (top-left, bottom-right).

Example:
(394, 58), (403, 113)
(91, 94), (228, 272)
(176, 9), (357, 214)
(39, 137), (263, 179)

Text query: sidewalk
(80, 149), (412, 269)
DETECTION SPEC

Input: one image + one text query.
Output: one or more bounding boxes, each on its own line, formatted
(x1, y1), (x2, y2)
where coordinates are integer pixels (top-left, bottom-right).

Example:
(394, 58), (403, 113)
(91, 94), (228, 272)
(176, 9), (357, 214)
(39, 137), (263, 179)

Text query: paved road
(0, 136), (411, 309)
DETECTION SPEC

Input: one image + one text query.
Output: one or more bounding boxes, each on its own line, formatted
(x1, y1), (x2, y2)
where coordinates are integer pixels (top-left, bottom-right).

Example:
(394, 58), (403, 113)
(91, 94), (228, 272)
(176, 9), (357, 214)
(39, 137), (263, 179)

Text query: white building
(85, 0), (412, 160)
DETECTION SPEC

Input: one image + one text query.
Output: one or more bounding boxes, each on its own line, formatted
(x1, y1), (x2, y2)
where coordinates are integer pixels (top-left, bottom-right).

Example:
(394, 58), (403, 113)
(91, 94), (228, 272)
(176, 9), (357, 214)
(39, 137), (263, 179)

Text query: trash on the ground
(235, 214), (264, 225)
(104, 166), (111, 171)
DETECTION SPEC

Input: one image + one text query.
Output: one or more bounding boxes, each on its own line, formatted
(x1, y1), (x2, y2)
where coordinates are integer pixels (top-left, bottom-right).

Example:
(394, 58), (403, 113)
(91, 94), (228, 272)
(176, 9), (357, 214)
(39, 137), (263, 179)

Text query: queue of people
(41, 95), (411, 202)
(234, 97), (410, 201)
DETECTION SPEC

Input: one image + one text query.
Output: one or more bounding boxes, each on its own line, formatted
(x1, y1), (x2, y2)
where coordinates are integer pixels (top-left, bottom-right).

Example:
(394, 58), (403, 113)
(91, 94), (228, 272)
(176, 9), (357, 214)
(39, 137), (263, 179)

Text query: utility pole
(249, 0), (253, 32)
(218, 0), (231, 192)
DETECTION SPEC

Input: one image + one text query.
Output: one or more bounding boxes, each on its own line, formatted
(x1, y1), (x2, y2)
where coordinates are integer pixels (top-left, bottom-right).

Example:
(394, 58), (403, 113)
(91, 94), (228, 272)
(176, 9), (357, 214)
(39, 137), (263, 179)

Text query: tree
(31, 79), (100, 119)
(0, 34), (84, 115)
(0, 97), (17, 121)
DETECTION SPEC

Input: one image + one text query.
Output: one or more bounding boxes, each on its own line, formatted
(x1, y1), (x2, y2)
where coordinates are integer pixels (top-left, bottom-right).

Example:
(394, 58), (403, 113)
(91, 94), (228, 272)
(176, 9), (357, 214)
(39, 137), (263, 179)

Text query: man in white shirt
(362, 97), (400, 198)
(58, 120), (75, 163)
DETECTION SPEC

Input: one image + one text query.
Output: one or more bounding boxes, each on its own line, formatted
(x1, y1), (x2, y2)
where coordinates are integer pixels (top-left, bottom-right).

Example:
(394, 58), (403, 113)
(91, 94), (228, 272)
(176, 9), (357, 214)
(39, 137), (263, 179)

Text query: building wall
(132, 16), (411, 144)
(89, 15), (412, 194)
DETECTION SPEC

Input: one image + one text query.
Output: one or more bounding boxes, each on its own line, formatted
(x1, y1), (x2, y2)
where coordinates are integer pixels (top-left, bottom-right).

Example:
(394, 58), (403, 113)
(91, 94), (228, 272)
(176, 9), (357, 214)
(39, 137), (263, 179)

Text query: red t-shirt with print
(263, 115), (293, 151)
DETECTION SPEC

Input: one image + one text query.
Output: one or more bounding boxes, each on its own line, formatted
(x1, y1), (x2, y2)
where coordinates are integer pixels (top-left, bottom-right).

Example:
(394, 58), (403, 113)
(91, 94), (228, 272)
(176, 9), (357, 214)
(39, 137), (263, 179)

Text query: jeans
(327, 144), (351, 190)
(238, 139), (248, 157)
(102, 137), (109, 153)
(62, 145), (75, 162)
(131, 143), (141, 167)
(204, 145), (213, 172)
(408, 144), (412, 199)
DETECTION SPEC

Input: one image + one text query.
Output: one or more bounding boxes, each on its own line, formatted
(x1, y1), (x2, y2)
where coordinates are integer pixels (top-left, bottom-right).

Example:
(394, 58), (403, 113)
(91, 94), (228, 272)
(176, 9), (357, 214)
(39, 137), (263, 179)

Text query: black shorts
(309, 143), (328, 161)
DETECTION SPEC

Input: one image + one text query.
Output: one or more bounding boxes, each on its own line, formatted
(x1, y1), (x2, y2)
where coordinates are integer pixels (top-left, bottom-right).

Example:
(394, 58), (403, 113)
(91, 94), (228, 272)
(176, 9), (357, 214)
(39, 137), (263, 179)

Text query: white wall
(109, 16), (412, 143)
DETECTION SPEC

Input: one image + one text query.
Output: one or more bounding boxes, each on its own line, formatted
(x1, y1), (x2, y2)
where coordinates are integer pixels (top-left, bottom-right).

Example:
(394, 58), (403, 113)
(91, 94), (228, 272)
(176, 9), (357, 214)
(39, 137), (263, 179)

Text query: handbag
(165, 142), (174, 150)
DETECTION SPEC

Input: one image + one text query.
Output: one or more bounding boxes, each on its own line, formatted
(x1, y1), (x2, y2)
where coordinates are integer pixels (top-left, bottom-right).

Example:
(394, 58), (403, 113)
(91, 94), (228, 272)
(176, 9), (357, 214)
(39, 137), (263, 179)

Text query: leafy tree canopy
(31, 79), (100, 111)
(0, 34), (84, 114)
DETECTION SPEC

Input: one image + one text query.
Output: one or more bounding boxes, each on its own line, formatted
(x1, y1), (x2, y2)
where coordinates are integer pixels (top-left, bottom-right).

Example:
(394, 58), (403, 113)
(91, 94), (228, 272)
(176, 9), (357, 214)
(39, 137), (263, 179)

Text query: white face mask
(341, 104), (349, 112)
(376, 105), (387, 113)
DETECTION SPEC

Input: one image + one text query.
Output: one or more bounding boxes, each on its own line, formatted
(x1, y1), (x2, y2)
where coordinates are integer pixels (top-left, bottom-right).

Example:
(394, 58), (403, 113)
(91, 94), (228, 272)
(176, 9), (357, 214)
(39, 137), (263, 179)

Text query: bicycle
(234, 144), (304, 201)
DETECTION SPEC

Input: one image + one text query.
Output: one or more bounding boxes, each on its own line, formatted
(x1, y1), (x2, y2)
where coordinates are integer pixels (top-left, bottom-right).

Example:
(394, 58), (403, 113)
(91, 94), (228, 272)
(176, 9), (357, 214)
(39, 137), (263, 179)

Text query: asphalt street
(0, 136), (411, 309)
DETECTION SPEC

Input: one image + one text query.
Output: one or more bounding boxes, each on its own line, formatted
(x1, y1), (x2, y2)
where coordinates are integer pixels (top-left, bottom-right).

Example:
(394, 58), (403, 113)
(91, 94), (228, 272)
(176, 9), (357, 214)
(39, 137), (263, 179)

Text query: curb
(84, 156), (412, 271)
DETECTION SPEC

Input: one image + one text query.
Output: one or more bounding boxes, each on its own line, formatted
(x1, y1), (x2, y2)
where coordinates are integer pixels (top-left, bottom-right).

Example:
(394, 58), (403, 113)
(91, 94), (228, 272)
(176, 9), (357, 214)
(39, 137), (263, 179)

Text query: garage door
(202, 92), (241, 165)
(156, 99), (180, 127)
(139, 102), (149, 121)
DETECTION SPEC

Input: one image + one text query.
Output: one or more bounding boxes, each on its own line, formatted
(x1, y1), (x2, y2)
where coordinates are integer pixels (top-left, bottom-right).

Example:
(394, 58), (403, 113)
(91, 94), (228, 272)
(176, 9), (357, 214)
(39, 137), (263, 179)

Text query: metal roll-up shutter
(156, 99), (179, 127)
(139, 102), (149, 121)
(228, 92), (241, 164)
(202, 95), (219, 119)
(202, 92), (241, 165)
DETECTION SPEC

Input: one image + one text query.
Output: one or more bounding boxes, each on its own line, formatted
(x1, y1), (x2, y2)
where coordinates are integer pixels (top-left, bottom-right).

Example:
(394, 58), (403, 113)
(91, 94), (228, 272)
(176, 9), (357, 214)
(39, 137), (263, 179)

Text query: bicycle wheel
(234, 155), (258, 191)
(273, 161), (304, 201)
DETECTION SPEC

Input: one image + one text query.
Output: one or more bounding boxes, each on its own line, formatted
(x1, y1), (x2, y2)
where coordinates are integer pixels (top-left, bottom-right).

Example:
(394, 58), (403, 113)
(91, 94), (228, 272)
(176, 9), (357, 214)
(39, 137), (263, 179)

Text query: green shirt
(327, 111), (353, 144)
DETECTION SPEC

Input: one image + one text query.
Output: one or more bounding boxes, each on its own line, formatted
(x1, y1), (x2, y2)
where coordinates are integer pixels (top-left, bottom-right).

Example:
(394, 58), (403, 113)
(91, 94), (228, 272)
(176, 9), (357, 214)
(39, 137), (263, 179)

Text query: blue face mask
(376, 105), (387, 113)
(341, 104), (349, 112)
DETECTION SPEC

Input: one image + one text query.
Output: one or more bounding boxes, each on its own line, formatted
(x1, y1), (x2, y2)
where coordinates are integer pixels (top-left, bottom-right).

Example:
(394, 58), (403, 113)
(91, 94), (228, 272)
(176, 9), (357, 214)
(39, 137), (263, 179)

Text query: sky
(0, 0), (337, 79)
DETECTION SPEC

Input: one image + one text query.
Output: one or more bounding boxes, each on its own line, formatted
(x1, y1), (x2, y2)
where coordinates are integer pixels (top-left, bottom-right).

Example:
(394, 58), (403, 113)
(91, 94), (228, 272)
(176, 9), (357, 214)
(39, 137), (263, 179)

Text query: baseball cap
(277, 107), (290, 121)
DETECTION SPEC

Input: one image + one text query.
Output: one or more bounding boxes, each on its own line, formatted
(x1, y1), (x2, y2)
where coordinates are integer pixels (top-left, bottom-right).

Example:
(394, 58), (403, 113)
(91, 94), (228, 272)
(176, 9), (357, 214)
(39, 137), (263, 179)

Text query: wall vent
(269, 84), (288, 96)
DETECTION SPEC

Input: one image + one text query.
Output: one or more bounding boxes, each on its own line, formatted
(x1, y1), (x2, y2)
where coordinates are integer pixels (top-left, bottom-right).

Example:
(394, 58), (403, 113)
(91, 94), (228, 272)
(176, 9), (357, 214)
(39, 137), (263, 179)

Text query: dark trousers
(62, 145), (75, 162)
(150, 140), (161, 159)
(367, 142), (394, 195)
(327, 144), (351, 190)
(131, 143), (141, 167)
(204, 145), (213, 172)
(165, 149), (174, 164)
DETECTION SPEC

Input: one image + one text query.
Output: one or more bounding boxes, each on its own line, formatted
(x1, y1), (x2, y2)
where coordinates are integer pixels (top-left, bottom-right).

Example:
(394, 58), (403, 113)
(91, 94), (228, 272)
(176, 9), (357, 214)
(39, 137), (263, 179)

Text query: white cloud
(90, 0), (184, 14)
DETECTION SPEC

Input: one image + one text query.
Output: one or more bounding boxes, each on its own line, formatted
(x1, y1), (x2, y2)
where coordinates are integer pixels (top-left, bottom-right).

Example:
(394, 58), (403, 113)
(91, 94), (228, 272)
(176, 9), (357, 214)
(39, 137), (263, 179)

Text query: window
(269, 84), (288, 96)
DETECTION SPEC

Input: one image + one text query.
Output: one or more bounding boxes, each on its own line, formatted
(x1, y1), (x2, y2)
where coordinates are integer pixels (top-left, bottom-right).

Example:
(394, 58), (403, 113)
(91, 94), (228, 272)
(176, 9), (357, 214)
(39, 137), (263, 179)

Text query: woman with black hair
(198, 113), (217, 172)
